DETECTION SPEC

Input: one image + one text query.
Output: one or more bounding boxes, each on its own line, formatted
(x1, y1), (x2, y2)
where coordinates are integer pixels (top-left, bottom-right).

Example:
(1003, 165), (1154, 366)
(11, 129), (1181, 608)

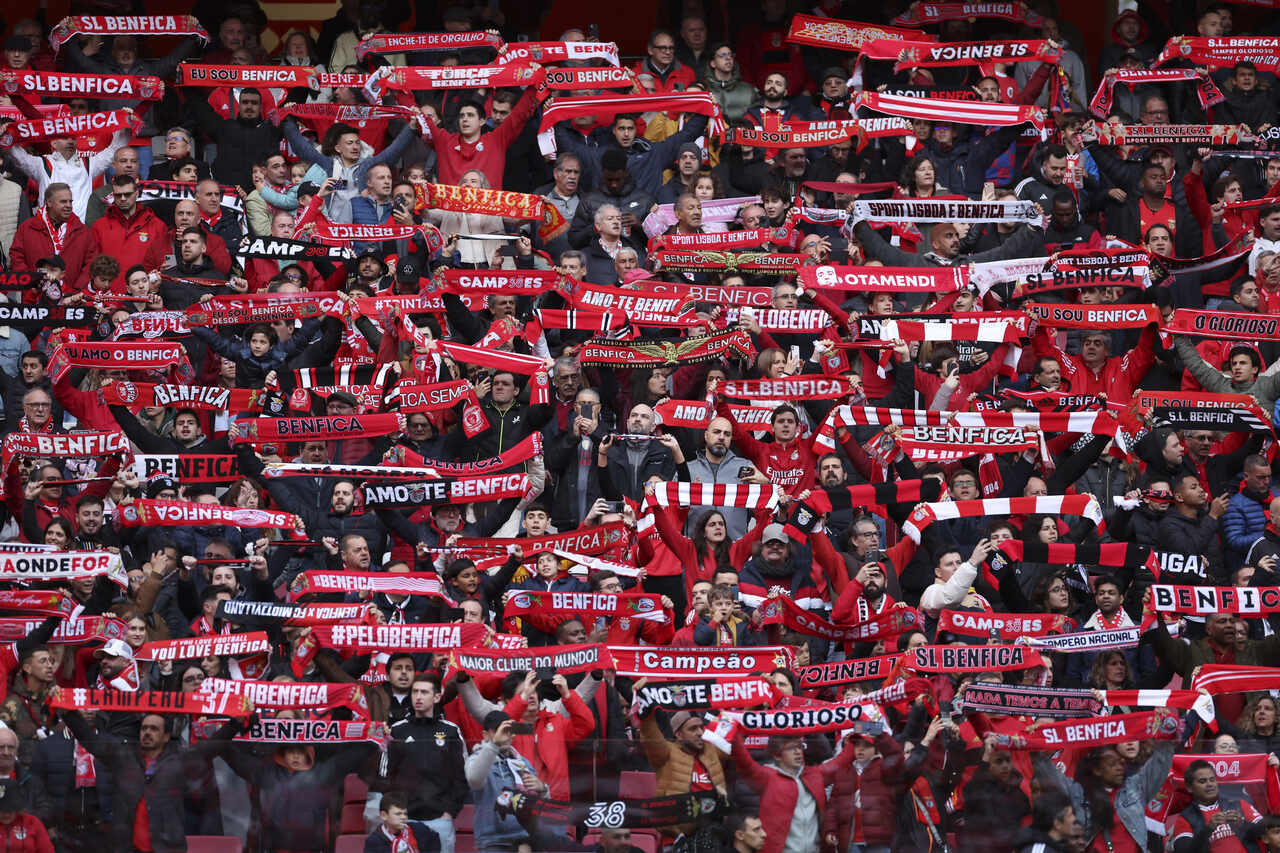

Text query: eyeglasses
(854, 529), (879, 539)
(24, 402), (51, 409)
(652, 43), (675, 51)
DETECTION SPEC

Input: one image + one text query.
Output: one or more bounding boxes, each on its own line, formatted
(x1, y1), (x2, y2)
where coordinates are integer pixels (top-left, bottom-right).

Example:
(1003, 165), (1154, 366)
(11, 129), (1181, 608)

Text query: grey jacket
(1174, 336), (1280, 418)
(1034, 741), (1175, 850)
(686, 448), (753, 539)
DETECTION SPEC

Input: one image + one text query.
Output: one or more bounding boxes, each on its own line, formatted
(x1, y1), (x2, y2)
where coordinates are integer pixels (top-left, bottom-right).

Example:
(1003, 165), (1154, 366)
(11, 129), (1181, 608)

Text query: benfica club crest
(120, 505), (140, 523)
(509, 592), (532, 610)
(0, 73), (18, 95)
(911, 505), (928, 521)
(139, 78), (158, 99)
(114, 381), (139, 404)
(528, 44), (544, 60)
(434, 731), (446, 747)
(0, 131), (13, 148)
(761, 599), (783, 621)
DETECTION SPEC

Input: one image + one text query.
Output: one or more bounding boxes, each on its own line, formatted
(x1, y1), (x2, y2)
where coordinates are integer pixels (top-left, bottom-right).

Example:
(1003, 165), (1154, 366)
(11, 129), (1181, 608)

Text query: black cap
(396, 260), (420, 285)
(4, 36), (33, 52)
(36, 256), (66, 270)
(297, 181), (320, 199)
(483, 709), (511, 731)
(145, 474), (179, 499)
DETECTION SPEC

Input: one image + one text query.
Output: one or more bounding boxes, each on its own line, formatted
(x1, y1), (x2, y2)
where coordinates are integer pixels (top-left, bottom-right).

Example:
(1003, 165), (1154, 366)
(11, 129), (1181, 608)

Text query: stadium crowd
(5, 0), (1280, 851)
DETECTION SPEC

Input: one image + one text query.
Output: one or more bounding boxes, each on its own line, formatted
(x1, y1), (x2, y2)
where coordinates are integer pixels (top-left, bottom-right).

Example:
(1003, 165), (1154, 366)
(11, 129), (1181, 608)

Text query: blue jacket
(465, 741), (538, 849)
(350, 196), (394, 254)
(1224, 481), (1274, 568)
(554, 114), (709, 197)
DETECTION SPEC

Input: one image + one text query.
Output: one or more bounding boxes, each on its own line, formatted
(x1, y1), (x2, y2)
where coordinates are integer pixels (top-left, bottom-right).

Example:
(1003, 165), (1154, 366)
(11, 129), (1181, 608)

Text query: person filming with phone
(466, 709), (554, 853)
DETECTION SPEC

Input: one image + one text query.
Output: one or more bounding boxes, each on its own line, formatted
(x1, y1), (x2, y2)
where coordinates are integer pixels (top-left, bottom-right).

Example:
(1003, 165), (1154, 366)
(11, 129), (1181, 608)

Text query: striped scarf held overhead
(640, 482), (780, 513)
(902, 494), (1102, 543)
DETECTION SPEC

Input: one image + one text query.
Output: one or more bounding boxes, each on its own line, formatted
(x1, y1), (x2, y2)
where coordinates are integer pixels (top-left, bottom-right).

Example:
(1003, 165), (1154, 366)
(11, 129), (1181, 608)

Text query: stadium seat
(340, 802), (366, 834)
(183, 837), (243, 853)
(455, 830), (477, 853)
(583, 830), (658, 853)
(344, 772), (369, 803)
(619, 770), (657, 799)
(335, 834), (367, 853)
(455, 803), (476, 831)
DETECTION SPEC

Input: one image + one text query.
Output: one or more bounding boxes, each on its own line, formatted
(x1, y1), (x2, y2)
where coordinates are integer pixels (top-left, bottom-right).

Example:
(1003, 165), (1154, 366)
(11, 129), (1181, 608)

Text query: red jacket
(822, 733), (905, 851)
(911, 343), (1011, 405)
(717, 399), (819, 496)
(427, 86), (538, 187)
(10, 210), (95, 291)
(730, 728), (858, 853)
(501, 689), (596, 801)
(0, 814), (54, 853)
(90, 204), (169, 287)
(1032, 325), (1156, 399)
(631, 58), (697, 92)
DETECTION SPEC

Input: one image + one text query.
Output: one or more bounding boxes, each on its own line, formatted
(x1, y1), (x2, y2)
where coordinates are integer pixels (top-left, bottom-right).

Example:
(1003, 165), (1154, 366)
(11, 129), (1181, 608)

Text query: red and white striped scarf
(904, 494), (1102, 542)
(640, 483), (780, 513)
(815, 406), (948, 452)
(856, 91), (1046, 136)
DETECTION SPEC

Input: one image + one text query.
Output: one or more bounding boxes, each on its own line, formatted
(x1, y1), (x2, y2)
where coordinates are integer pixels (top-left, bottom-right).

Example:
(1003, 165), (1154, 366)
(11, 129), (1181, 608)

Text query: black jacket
(218, 737), (376, 851)
(187, 94), (285, 188)
(384, 713), (468, 820)
(1156, 508), (1226, 582)
(602, 439), (676, 501)
(66, 710), (238, 853)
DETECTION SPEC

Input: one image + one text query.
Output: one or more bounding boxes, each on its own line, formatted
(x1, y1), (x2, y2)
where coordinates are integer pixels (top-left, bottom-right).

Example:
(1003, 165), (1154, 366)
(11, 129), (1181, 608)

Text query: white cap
(93, 638), (135, 661)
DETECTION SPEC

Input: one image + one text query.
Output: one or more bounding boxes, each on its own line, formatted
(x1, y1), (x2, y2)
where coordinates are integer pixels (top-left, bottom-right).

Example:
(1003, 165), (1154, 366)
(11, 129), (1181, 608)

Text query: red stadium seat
(455, 803), (476, 831)
(340, 802), (366, 834)
(335, 834), (367, 853)
(619, 770), (657, 799)
(344, 772), (369, 803)
(183, 837), (243, 853)
(455, 830), (477, 853)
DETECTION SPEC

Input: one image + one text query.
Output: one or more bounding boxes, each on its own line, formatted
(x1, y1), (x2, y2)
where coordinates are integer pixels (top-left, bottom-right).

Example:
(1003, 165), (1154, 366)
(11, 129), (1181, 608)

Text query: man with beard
(107, 406), (231, 456)
(743, 73), (814, 125)
(738, 523), (842, 623)
(171, 199), (232, 274)
(831, 559), (897, 629)
(687, 417), (753, 539)
(189, 88), (284, 188)
(599, 404), (676, 501)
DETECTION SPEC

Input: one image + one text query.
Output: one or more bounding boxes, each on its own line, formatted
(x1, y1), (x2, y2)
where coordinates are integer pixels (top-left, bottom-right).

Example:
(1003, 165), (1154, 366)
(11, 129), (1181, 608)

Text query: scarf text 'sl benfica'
(1150, 584), (1280, 614)
(451, 521), (629, 557)
(50, 14), (210, 50)
(796, 654), (899, 688)
(909, 645), (1046, 672)
(990, 709), (1181, 749)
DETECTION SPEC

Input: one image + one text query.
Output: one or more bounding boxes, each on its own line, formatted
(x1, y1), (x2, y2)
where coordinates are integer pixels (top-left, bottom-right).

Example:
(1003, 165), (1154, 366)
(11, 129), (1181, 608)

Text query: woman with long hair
(650, 507), (769, 606)
(1034, 740), (1176, 853)
(1223, 695), (1280, 757)
(896, 154), (947, 198)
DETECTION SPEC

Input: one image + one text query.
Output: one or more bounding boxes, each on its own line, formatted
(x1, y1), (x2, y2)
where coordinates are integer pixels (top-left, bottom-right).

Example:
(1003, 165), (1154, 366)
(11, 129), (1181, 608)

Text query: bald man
(687, 415), (753, 539)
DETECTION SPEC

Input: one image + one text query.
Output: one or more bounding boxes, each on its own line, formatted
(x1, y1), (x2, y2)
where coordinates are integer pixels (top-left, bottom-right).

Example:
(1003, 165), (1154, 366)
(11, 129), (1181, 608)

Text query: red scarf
(38, 206), (68, 254)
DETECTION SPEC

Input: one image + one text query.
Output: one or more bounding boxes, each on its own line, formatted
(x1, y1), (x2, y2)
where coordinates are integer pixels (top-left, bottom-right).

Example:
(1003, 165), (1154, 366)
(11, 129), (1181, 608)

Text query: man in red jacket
(424, 76), (540, 187)
(91, 174), (168, 289)
(9, 183), (94, 292)
(729, 726), (859, 853)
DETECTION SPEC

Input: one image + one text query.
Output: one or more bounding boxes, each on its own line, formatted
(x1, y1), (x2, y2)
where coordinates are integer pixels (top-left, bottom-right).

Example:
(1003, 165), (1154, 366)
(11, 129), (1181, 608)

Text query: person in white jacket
(8, 115), (132, 222)
(919, 539), (996, 616)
